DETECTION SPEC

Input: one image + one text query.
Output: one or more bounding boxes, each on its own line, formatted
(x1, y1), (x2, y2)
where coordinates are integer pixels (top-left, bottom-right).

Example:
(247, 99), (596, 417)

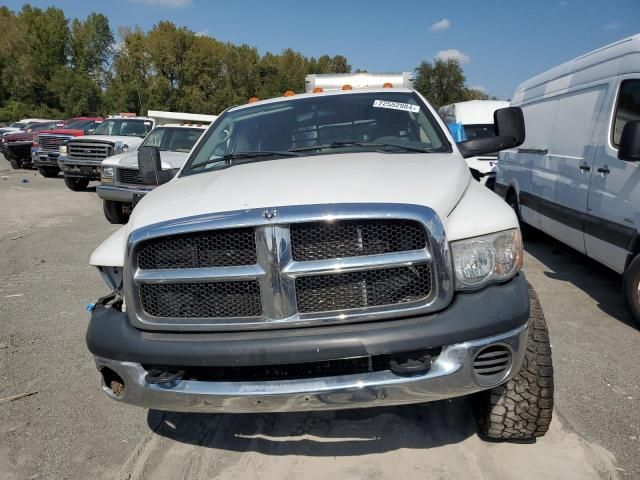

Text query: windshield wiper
(190, 150), (301, 171)
(289, 141), (434, 153)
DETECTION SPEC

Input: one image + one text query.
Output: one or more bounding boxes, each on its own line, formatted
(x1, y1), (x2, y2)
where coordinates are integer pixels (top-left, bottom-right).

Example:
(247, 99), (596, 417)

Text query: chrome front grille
(68, 141), (112, 161)
(295, 264), (432, 313)
(140, 281), (262, 318)
(137, 228), (256, 269)
(117, 168), (144, 186)
(39, 134), (71, 153)
(290, 219), (427, 261)
(125, 204), (453, 331)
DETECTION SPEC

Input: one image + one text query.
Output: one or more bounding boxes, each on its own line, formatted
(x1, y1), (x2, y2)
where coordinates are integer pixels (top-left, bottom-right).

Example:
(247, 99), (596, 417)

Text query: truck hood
(103, 150), (189, 169)
(38, 128), (85, 136)
(3, 131), (33, 143)
(128, 152), (470, 232)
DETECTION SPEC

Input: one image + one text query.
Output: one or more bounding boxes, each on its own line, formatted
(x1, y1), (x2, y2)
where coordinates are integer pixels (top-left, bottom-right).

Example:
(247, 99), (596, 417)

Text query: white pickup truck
(86, 75), (554, 440)
(97, 121), (214, 224)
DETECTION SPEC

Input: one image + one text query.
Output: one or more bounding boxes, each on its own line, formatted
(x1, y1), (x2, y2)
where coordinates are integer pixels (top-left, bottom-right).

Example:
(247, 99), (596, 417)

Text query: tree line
(0, 4), (492, 122)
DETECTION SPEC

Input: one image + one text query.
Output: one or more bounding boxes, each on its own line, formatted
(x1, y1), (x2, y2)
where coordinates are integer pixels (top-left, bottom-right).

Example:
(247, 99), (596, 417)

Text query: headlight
(114, 141), (129, 153)
(59, 144), (67, 154)
(101, 166), (114, 184)
(451, 229), (523, 290)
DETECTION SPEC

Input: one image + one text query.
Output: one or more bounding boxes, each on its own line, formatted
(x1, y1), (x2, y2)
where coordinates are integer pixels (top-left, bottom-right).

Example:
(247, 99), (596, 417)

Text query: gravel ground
(0, 157), (638, 479)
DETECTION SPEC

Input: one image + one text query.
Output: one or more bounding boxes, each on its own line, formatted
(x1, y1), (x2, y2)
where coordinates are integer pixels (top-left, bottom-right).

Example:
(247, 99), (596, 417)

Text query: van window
(612, 80), (640, 146)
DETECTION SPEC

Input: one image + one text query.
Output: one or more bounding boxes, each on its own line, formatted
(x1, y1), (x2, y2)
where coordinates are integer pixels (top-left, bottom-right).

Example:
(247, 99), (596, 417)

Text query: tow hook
(145, 369), (185, 385)
(389, 353), (432, 376)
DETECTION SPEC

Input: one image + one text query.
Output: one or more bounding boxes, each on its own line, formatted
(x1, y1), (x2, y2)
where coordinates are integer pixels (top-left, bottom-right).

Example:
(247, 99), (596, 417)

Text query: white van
(495, 33), (640, 323)
(439, 100), (510, 189)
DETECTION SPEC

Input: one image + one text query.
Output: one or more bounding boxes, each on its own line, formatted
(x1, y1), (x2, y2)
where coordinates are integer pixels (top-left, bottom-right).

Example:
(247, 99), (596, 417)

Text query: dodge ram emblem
(263, 208), (278, 221)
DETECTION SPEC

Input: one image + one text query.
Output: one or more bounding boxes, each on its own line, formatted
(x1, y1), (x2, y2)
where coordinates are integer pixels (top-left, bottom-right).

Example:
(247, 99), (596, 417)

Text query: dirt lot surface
(1, 157), (638, 479)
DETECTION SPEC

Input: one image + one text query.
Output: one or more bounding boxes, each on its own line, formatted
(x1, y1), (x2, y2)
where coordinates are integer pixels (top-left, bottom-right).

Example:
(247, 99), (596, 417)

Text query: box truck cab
(495, 33), (640, 324)
(439, 100), (510, 189)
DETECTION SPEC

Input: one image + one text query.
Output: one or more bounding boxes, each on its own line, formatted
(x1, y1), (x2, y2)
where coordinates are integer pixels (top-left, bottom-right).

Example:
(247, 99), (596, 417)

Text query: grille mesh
(140, 281), (262, 318)
(40, 135), (70, 152)
(118, 168), (143, 185)
(137, 228), (257, 269)
(68, 141), (112, 160)
(290, 219), (427, 261)
(295, 264), (432, 313)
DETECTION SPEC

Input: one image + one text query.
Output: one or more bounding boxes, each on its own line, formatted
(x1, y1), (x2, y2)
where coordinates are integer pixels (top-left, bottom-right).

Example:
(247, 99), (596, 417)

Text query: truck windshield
(92, 118), (152, 138)
(141, 127), (203, 153)
(63, 118), (96, 130)
(185, 91), (450, 174)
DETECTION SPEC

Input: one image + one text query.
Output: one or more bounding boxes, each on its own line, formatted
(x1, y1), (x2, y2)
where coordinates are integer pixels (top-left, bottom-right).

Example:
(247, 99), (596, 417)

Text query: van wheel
(103, 200), (129, 224)
(623, 255), (640, 325)
(38, 166), (59, 178)
(63, 176), (89, 191)
(473, 286), (554, 440)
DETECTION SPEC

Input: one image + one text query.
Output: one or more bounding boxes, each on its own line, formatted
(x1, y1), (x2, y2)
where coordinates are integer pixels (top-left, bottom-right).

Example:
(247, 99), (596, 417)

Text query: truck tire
(64, 176), (89, 191)
(103, 200), (129, 224)
(38, 166), (60, 178)
(623, 254), (640, 325)
(8, 157), (22, 169)
(473, 285), (554, 440)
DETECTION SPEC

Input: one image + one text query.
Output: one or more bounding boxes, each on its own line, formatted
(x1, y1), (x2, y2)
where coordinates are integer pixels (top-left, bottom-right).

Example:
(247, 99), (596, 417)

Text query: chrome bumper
(94, 323), (528, 413)
(97, 184), (152, 202)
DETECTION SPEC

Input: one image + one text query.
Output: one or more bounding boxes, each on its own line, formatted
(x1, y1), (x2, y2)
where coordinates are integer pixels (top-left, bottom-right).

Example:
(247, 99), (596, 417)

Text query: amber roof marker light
(248, 96), (259, 103)
(312, 87), (323, 93)
(283, 90), (295, 97)
(383, 82), (393, 88)
(342, 84), (353, 90)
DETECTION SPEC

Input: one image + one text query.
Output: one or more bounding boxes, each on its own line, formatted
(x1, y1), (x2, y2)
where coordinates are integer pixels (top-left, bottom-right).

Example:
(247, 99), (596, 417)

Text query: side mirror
(457, 107), (525, 159)
(618, 121), (640, 161)
(138, 146), (172, 186)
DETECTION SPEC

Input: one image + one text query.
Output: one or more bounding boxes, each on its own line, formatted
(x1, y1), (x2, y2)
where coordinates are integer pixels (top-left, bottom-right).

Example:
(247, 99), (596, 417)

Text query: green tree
(414, 58), (467, 109)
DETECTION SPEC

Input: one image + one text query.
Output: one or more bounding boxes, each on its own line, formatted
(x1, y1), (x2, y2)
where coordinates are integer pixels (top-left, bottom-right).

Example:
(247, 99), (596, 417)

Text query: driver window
(613, 80), (640, 146)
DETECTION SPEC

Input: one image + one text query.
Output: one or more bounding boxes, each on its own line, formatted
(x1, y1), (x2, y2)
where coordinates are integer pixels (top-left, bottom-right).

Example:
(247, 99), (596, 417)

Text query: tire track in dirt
(114, 401), (618, 480)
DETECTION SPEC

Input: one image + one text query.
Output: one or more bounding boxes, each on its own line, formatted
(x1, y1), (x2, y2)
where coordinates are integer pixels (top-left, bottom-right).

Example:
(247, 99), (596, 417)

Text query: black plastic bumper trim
(86, 273), (530, 367)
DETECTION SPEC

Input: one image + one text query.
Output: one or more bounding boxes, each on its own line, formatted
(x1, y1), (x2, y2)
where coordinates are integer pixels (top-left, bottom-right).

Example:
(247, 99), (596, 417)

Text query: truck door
(531, 86), (608, 253)
(586, 78), (640, 273)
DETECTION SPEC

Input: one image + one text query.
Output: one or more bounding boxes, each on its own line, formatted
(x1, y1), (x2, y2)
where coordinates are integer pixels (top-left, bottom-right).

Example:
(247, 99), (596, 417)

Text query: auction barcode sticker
(373, 100), (420, 113)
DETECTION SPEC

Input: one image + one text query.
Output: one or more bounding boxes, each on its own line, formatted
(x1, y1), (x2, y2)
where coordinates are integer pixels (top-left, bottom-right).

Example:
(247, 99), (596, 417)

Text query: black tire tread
(38, 166), (59, 178)
(103, 200), (128, 224)
(64, 175), (89, 191)
(475, 285), (554, 440)
(623, 254), (640, 325)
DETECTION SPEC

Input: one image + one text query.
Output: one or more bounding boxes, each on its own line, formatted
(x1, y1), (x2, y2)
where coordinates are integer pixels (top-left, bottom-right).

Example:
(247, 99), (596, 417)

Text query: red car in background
(1, 120), (61, 169)
(32, 117), (103, 177)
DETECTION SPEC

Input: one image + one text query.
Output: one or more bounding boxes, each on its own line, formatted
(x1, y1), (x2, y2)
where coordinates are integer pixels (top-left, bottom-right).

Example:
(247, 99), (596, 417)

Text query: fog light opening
(101, 367), (125, 398)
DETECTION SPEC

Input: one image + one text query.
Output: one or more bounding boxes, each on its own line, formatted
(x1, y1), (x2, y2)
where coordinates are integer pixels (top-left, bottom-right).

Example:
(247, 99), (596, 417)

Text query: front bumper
(97, 184), (152, 203)
(88, 274), (530, 413)
(95, 323), (528, 413)
(59, 157), (102, 179)
(32, 147), (60, 167)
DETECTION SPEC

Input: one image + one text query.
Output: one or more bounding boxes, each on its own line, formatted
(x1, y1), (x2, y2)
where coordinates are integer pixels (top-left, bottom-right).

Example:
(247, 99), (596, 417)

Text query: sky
(4, 0), (640, 99)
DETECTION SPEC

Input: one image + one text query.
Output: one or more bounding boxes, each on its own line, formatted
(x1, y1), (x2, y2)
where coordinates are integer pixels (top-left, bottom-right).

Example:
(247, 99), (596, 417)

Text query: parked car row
(1, 111), (216, 223)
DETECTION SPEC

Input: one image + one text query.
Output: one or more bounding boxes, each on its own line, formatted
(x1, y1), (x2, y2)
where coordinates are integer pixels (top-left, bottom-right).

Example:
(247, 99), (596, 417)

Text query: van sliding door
(586, 78), (640, 273)
(532, 85), (609, 253)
